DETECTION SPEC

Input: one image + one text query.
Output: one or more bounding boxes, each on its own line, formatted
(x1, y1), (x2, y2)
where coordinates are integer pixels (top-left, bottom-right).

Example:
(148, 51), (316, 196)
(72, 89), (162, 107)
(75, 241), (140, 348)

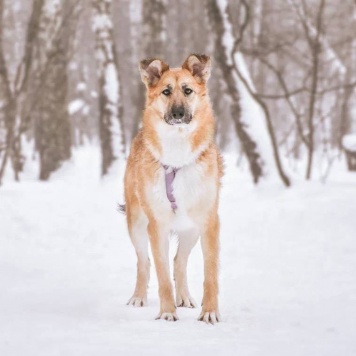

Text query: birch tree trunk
(92, 0), (125, 175)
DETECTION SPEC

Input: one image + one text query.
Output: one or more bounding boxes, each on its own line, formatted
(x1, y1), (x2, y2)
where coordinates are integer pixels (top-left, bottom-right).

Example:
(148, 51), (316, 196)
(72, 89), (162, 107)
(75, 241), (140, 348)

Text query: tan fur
(124, 54), (223, 323)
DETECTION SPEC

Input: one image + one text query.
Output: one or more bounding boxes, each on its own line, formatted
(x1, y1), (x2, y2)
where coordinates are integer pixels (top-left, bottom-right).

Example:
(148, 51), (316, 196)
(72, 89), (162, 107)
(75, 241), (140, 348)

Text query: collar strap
(163, 165), (180, 212)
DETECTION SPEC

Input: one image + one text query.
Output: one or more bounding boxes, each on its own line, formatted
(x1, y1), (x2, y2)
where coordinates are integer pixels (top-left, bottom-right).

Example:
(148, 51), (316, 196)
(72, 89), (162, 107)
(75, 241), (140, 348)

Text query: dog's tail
(117, 203), (126, 215)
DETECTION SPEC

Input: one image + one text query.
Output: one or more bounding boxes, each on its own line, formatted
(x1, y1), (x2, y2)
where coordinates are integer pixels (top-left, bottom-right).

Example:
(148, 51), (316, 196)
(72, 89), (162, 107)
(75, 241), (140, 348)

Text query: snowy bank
(0, 146), (356, 356)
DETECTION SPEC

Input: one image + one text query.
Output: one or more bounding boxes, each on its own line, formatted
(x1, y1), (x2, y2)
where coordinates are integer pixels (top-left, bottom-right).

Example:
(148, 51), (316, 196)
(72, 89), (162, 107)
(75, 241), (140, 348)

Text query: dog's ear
(139, 58), (169, 87)
(182, 54), (211, 84)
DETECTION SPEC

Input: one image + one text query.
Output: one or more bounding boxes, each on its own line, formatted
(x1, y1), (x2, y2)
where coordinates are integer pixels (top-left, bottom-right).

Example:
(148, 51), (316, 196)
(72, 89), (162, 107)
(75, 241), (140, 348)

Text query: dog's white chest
(155, 122), (198, 167)
(145, 122), (216, 232)
(146, 162), (215, 232)
(171, 164), (208, 232)
(173, 164), (207, 210)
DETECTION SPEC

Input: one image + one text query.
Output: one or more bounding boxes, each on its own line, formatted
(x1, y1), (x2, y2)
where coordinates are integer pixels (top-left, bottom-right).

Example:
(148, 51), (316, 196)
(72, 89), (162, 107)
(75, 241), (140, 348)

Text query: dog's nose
(171, 105), (185, 119)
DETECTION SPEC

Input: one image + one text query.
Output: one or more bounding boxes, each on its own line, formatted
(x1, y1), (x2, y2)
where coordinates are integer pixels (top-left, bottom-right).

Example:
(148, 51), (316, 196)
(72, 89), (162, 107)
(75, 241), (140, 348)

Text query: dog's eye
(162, 89), (171, 96)
(184, 88), (193, 95)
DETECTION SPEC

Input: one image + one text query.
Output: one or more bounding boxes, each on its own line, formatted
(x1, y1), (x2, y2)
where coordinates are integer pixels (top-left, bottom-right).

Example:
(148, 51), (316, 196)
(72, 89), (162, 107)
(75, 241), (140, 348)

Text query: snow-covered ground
(1, 146), (356, 356)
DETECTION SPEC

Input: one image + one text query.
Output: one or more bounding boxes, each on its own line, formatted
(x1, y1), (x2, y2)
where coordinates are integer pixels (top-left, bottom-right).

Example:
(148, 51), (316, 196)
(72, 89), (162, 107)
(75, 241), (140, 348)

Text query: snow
(103, 62), (124, 159)
(1, 146), (356, 356)
(82, 105), (90, 116)
(92, 13), (113, 33)
(104, 63), (119, 105)
(44, 0), (60, 18)
(68, 99), (85, 115)
(216, 0), (234, 66)
(69, 61), (78, 71)
(129, 0), (142, 24)
(92, 4), (124, 160)
(342, 134), (356, 152)
(76, 82), (87, 92)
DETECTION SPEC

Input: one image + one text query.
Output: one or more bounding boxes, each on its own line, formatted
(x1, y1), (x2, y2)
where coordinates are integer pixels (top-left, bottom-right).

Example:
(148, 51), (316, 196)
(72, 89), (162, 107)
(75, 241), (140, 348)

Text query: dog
(123, 54), (223, 324)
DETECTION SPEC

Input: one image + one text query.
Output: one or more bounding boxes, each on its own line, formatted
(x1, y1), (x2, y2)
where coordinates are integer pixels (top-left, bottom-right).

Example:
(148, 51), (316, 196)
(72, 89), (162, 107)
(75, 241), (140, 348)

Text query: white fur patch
(144, 157), (216, 235)
(172, 162), (216, 232)
(171, 211), (195, 233)
(149, 120), (207, 168)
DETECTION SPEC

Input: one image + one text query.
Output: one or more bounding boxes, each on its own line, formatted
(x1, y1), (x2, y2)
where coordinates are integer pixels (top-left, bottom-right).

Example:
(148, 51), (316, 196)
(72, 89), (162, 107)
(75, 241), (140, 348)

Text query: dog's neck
(143, 116), (214, 168)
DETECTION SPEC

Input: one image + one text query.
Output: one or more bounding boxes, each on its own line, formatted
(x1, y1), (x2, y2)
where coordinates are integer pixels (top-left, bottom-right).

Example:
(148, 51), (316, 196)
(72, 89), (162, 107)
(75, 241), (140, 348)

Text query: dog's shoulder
(196, 144), (224, 181)
(127, 129), (160, 181)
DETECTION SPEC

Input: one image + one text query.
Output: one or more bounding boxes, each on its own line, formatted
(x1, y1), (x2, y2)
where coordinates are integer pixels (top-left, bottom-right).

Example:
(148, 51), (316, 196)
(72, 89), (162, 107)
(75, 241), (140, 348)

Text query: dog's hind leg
(127, 206), (150, 307)
(174, 230), (199, 308)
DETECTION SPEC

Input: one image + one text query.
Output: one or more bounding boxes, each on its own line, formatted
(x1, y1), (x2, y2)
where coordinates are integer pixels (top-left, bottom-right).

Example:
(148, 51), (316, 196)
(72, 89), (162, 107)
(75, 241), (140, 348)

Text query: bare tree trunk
(0, 0), (13, 184)
(339, 78), (353, 148)
(12, 0), (46, 179)
(208, 0), (290, 186)
(32, 0), (78, 180)
(207, 0), (262, 183)
(304, 0), (325, 180)
(0, 0), (45, 184)
(92, 0), (125, 175)
(142, 0), (166, 59)
(127, 1), (142, 140)
(134, 0), (167, 136)
(258, 58), (309, 149)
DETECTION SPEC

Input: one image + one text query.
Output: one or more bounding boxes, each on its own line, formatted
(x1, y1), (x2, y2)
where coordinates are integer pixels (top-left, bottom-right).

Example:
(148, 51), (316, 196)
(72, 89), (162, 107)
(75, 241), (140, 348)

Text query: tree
(92, 0), (125, 175)
(207, 0), (290, 186)
(0, 0), (45, 184)
(239, 0), (356, 180)
(134, 0), (167, 134)
(33, 0), (81, 180)
(286, 0), (325, 180)
(141, 0), (166, 59)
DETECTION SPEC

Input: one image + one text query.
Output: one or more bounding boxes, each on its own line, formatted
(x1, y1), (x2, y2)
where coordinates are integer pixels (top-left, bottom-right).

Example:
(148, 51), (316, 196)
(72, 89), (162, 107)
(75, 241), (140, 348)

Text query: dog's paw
(155, 311), (179, 321)
(126, 295), (147, 307)
(176, 294), (197, 308)
(198, 310), (221, 324)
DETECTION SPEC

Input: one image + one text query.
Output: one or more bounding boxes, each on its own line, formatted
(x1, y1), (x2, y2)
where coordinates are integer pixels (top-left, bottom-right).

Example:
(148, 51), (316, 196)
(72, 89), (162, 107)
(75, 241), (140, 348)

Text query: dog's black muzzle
(164, 105), (192, 126)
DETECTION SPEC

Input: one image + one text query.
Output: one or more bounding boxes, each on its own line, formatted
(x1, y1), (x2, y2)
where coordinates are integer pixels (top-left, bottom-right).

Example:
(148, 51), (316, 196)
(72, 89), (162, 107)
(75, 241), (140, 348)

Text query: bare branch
(231, 0), (291, 187)
(258, 57), (309, 148)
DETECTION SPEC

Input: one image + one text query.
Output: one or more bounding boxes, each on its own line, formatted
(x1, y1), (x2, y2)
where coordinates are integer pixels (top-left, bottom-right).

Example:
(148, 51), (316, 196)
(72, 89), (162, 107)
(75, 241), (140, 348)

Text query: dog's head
(139, 54), (211, 127)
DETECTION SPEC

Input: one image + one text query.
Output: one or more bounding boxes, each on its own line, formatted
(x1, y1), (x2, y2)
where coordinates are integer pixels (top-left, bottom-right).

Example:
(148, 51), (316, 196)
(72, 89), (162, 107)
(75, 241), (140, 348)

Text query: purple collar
(163, 165), (180, 212)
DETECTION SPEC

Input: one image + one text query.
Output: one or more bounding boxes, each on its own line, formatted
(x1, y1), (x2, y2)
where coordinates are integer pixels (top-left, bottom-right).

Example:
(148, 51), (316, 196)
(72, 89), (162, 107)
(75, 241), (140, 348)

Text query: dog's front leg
(199, 212), (221, 324)
(174, 230), (199, 308)
(147, 220), (177, 321)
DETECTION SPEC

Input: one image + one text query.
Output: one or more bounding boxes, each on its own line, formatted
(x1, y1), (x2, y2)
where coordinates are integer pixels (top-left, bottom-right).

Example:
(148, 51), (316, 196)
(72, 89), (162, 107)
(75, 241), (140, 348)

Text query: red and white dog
(123, 54), (223, 323)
